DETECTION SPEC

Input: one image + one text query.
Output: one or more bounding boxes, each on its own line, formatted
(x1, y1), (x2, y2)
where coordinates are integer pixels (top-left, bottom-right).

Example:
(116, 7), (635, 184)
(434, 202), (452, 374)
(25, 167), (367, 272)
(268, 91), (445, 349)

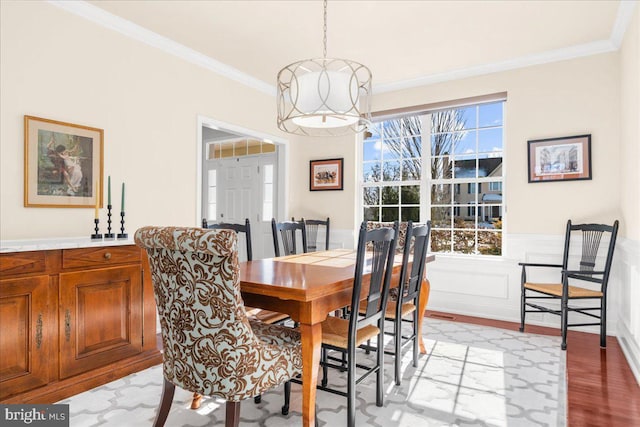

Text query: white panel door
(204, 153), (278, 260)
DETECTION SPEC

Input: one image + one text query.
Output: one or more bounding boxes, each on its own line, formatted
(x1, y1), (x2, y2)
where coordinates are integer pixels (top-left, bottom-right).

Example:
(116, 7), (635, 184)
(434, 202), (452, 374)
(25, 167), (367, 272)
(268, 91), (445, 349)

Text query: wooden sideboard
(0, 243), (162, 403)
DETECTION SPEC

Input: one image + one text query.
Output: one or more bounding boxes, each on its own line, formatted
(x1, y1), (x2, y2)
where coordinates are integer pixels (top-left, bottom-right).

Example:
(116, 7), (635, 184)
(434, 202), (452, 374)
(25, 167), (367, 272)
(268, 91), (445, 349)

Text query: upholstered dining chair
(288, 220), (397, 427)
(292, 217), (330, 252)
(199, 218), (289, 408)
(135, 226), (302, 427)
(271, 218), (308, 256)
(519, 220), (619, 350)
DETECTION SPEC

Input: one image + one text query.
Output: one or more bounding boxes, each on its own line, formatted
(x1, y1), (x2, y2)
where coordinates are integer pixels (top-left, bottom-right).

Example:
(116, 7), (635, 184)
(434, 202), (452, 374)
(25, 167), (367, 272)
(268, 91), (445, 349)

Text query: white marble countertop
(0, 236), (136, 253)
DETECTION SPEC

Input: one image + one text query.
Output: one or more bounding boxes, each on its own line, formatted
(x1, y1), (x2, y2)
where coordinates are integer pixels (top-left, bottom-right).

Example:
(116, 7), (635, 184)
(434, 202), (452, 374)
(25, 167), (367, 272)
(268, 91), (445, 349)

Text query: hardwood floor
(426, 310), (640, 427)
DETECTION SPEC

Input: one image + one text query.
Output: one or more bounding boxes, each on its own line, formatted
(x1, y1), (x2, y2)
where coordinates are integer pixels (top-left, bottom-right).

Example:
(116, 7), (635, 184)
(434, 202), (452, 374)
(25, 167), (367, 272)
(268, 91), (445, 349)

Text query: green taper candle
(121, 182), (125, 212)
(108, 176), (111, 205)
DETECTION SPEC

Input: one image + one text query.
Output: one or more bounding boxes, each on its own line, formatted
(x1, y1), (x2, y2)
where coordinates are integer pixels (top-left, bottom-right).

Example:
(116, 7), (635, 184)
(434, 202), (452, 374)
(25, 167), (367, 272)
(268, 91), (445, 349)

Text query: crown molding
(49, 0), (635, 98)
(48, 0), (276, 97)
(610, 1), (637, 48)
(373, 39), (617, 94)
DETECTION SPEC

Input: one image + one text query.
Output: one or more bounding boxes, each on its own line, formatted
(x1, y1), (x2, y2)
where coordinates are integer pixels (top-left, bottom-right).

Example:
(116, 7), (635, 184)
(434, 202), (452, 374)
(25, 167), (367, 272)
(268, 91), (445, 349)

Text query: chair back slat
(294, 217), (330, 251)
(564, 220), (619, 291)
(351, 221), (398, 332)
(271, 219), (308, 257)
(399, 221), (432, 303)
(203, 218), (253, 261)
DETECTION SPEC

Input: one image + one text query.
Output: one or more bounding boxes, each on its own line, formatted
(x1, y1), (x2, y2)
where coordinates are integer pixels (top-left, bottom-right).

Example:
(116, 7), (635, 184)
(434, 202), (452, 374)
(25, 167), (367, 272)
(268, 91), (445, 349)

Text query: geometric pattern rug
(58, 319), (566, 426)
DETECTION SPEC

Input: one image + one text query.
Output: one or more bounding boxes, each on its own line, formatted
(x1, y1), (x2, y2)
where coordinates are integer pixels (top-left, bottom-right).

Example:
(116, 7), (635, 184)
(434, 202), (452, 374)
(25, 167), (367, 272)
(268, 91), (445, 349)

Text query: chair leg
(394, 316), (402, 386)
(412, 310), (419, 368)
(561, 294), (568, 351)
(376, 329), (384, 407)
(190, 392), (202, 410)
(347, 344), (356, 427)
(152, 378), (175, 427)
(225, 401), (241, 427)
(600, 297), (607, 348)
(519, 287), (526, 332)
(321, 347), (328, 387)
(282, 381), (291, 415)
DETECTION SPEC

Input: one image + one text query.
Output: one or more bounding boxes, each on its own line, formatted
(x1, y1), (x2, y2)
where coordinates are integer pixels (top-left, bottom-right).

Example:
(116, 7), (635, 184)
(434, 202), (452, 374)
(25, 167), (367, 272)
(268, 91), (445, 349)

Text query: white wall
(0, 1), (281, 240)
(616, 4), (640, 384)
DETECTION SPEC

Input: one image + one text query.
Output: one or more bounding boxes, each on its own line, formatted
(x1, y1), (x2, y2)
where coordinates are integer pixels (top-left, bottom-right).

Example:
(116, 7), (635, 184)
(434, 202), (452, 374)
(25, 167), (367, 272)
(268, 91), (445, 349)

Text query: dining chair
(284, 220), (397, 427)
(520, 220), (619, 350)
(135, 226), (302, 427)
(366, 221), (409, 253)
(361, 221), (431, 385)
(271, 218), (308, 256)
(292, 217), (330, 252)
(200, 218), (290, 407)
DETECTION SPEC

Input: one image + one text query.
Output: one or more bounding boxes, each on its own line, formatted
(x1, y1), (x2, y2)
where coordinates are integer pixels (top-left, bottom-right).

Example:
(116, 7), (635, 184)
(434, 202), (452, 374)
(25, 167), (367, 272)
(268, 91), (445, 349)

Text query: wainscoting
(329, 228), (640, 385)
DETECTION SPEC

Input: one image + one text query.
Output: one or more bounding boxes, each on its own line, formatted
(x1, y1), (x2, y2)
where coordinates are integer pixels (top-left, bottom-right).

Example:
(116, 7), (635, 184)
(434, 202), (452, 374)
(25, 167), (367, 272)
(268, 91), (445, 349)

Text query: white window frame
(359, 100), (505, 257)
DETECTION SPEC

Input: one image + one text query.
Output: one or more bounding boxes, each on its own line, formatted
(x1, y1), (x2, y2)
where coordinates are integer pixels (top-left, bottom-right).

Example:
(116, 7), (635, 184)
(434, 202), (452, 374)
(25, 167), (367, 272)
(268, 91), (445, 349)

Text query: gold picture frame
(24, 115), (103, 208)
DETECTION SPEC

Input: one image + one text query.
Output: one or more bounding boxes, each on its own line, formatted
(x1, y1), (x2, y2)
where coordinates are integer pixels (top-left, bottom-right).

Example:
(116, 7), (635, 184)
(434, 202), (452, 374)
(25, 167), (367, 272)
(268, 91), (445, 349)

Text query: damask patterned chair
(135, 226), (302, 427)
(199, 218), (289, 408)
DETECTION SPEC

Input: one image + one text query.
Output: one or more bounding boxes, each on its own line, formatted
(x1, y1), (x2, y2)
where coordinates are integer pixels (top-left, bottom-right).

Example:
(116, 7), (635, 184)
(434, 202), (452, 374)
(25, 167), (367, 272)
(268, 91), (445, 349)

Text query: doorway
(196, 116), (287, 260)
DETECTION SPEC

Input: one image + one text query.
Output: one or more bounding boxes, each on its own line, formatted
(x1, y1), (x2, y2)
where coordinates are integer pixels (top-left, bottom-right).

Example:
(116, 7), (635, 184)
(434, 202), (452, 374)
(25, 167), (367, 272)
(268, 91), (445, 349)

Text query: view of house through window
(362, 101), (504, 255)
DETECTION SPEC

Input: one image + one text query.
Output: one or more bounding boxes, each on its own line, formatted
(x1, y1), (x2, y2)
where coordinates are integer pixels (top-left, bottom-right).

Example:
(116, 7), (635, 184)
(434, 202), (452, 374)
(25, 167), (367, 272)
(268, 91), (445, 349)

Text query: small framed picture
(527, 134), (591, 183)
(24, 115), (104, 207)
(310, 158), (343, 191)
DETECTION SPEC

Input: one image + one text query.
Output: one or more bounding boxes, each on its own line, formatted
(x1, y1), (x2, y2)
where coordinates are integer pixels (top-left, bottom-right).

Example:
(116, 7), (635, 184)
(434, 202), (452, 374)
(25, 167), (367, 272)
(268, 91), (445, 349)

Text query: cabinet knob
(104, 252), (112, 260)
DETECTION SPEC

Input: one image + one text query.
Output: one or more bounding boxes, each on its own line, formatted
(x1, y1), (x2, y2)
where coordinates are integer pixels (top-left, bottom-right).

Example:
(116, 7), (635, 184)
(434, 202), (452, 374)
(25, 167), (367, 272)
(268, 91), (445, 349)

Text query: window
(207, 169), (217, 220)
(262, 164), (274, 221)
(361, 101), (504, 255)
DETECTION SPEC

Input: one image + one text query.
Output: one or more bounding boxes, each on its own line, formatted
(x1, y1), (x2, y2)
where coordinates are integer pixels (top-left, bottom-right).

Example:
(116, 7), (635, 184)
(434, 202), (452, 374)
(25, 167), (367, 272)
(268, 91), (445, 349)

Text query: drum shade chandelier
(276, 0), (372, 136)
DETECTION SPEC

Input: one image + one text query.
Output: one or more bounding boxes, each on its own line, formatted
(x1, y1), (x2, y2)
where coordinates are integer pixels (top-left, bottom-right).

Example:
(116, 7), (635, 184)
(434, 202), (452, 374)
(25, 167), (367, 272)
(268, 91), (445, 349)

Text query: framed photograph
(310, 158), (343, 191)
(24, 115), (103, 207)
(527, 134), (591, 183)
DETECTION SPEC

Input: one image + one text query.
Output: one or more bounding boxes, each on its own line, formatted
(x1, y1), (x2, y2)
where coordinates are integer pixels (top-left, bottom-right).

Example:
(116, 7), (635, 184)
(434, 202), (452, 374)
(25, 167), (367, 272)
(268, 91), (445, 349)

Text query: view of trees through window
(362, 101), (504, 255)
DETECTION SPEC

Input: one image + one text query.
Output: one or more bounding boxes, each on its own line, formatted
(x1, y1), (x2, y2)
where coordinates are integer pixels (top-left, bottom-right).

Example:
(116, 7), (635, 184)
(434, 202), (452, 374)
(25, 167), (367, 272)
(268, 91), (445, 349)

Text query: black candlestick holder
(104, 204), (115, 239)
(117, 211), (128, 239)
(91, 218), (103, 240)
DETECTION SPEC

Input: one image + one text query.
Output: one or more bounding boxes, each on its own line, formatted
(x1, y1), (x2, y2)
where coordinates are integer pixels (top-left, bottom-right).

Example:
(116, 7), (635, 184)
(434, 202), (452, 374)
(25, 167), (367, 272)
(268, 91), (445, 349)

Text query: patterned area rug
(59, 319), (566, 426)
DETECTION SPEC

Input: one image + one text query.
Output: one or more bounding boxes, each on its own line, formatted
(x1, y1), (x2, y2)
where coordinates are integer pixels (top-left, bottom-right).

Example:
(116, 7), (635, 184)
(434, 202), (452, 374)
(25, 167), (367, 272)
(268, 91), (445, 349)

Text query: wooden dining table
(240, 249), (435, 427)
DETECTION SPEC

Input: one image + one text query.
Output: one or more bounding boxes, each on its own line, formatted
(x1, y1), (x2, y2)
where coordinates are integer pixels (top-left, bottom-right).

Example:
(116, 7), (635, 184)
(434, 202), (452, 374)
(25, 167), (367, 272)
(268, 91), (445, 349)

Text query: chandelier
(276, 0), (372, 136)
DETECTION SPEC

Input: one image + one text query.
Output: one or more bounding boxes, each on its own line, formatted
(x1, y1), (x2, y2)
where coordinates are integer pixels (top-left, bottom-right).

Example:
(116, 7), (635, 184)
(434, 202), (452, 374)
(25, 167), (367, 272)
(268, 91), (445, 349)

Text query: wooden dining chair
(271, 218), (308, 256)
(200, 218), (289, 407)
(284, 220), (397, 427)
(135, 226), (302, 427)
(293, 217), (330, 252)
(520, 220), (619, 350)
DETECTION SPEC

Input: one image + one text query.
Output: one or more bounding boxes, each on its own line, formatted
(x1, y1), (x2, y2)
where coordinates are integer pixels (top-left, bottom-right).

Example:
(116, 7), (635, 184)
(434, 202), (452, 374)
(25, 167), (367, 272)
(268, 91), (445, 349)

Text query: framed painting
(24, 115), (103, 207)
(527, 134), (591, 183)
(310, 158), (343, 191)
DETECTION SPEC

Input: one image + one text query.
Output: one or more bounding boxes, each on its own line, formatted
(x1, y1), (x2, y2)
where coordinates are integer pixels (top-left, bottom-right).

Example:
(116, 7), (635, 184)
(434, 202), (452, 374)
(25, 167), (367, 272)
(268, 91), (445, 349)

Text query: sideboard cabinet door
(59, 265), (142, 379)
(0, 275), (52, 399)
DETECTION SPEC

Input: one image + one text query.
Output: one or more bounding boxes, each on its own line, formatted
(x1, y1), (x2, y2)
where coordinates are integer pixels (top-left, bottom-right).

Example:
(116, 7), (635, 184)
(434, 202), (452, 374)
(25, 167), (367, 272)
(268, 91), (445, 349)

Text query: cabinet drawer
(0, 252), (47, 277)
(62, 246), (140, 269)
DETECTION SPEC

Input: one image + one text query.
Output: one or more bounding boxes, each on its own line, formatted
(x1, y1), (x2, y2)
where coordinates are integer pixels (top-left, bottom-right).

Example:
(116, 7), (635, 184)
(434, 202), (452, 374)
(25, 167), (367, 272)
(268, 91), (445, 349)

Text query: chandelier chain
(322, 0), (327, 58)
